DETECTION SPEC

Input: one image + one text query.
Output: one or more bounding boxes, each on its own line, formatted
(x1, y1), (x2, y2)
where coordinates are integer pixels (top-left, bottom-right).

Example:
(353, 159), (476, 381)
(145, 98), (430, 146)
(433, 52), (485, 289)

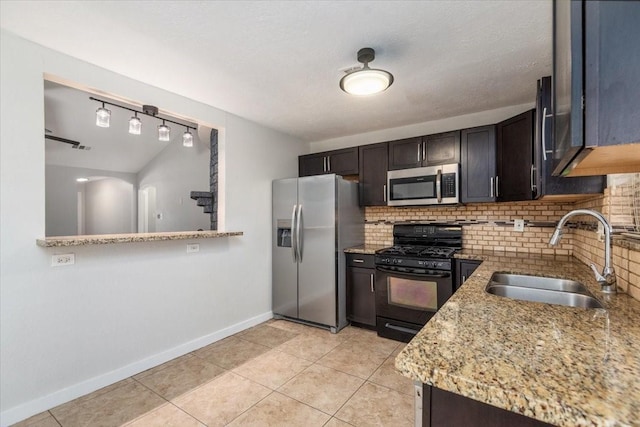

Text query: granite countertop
(395, 250), (640, 427)
(37, 231), (243, 247)
(344, 244), (387, 255)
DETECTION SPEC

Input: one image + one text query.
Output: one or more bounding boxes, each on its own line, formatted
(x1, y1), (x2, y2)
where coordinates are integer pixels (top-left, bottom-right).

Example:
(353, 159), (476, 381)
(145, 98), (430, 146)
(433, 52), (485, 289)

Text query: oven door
(375, 266), (454, 334)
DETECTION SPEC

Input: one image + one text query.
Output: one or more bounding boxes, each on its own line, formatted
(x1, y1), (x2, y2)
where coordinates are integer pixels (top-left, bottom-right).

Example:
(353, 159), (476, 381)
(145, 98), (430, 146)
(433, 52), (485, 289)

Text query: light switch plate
(514, 219), (525, 232)
(186, 244), (200, 253)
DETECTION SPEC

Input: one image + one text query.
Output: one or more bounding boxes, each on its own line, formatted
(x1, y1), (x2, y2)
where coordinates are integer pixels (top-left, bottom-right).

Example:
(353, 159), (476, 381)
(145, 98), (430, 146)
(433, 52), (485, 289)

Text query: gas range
(374, 224), (462, 271)
(373, 223), (462, 342)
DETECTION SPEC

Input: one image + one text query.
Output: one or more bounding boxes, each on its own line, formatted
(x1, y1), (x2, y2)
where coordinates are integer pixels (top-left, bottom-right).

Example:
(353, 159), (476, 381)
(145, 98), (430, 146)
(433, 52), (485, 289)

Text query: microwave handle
(436, 169), (442, 203)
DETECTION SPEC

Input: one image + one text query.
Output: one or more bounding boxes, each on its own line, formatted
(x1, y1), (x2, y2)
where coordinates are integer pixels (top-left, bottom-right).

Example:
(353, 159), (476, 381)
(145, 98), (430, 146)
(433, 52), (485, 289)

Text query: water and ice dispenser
(276, 219), (292, 247)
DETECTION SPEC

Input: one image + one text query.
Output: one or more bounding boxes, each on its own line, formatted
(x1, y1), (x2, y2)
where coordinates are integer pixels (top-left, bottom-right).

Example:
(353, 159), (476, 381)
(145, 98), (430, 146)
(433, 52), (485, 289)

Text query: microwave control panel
(442, 173), (456, 197)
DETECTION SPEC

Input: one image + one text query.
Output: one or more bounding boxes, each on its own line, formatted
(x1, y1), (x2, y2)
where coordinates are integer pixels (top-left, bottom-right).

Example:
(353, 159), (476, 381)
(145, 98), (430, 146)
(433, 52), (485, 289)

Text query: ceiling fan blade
(45, 134), (80, 146)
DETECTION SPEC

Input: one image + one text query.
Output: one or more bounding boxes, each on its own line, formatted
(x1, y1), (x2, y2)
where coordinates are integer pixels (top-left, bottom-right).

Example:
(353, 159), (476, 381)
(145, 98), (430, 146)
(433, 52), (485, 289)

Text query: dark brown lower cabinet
(421, 385), (553, 427)
(455, 259), (482, 290)
(346, 254), (376, 328)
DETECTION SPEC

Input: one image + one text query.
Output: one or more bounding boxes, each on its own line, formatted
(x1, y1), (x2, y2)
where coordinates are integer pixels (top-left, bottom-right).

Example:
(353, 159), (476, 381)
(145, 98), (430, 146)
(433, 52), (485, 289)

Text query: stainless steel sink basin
(485, 273), (604, 309)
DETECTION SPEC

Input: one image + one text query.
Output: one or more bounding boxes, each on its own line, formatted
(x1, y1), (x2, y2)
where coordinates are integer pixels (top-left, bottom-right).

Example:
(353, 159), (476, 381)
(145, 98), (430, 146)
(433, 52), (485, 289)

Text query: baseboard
(0, 311), (273, 427)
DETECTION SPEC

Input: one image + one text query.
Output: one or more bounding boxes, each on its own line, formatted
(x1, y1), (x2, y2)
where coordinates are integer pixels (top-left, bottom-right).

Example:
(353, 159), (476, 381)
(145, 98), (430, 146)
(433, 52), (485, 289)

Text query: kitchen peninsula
(395, 250), (640, 426)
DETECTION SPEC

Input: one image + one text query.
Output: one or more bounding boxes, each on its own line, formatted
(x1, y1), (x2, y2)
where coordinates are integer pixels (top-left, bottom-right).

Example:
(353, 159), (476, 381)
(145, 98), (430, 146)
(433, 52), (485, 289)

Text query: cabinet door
(424, 131), (460, 166)
(359, 142), (389, 206)
(388, 137), (423, 170)
(551, 0), (584, 175)
(455, 260), (481, 290)
(346, 266), (376, 327)
(535, 77), (605, 198)
(461, 126), (496, 203)
(496, 110), (534, 202)
(299, 153), (327, 177)
(327, 147), (359, 175)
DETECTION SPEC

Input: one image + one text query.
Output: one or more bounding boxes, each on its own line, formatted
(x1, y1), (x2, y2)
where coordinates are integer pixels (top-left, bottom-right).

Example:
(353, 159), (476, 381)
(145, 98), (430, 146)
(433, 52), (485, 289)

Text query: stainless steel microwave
(387, 164), (459, 206)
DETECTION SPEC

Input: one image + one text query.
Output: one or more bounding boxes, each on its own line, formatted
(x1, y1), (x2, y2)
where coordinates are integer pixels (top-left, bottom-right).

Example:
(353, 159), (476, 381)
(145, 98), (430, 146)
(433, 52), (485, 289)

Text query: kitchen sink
(485, 273), (604, 309)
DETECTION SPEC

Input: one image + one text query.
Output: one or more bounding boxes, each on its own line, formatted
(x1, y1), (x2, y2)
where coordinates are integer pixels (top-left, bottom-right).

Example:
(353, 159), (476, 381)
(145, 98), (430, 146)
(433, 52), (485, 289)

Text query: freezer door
(272, 178), (299, 318)
(298, 174), (337, 327)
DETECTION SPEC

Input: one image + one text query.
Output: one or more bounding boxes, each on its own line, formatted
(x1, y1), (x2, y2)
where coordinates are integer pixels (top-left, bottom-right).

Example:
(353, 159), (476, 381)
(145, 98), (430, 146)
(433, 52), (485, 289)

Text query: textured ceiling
(0, 1), (552, 142)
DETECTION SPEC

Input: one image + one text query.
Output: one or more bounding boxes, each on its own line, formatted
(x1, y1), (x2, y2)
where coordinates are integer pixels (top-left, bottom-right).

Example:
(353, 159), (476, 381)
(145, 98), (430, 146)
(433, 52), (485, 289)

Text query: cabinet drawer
(346, 253), (375, 269)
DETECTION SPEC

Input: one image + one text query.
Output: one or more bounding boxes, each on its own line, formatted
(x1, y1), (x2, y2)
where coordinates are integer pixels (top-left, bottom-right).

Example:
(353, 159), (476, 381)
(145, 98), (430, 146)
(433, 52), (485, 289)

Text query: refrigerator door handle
(296, 204), (303, 262)
(291, 204), (298, 262)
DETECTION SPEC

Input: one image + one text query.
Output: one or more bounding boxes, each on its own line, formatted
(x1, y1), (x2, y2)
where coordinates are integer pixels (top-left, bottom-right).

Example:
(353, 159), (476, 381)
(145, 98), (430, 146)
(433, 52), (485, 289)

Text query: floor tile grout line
(131, 375), (211, 426)
(222, 389), (276, 426)
(47, 410), (63, 427)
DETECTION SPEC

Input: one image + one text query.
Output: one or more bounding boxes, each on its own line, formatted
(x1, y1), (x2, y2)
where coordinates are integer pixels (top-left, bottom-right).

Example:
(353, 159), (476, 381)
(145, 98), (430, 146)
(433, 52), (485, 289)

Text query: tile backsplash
(364, 192), (639, 301)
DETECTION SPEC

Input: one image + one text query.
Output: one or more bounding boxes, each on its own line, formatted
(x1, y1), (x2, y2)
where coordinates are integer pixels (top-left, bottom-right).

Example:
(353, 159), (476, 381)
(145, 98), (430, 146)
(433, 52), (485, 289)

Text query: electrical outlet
(186, 243), (200, 253)
(52, 253), (75, 267)
(597, 223), (605, 242)
(513, 219), (525, 232)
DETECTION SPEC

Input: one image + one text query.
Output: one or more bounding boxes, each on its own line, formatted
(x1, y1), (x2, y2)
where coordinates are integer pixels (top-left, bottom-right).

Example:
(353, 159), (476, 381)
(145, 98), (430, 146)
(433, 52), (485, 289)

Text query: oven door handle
(375, 266), (450, 279)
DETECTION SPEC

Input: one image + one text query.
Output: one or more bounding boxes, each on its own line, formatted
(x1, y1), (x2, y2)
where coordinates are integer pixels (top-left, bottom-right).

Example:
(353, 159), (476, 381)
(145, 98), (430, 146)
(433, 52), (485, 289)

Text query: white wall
(137, 129), (211, 232)
(309, 103), (533, 152)
(84, 178), (135, 235)
(0, 30), (305, 426)
(45, 165), (137, 236)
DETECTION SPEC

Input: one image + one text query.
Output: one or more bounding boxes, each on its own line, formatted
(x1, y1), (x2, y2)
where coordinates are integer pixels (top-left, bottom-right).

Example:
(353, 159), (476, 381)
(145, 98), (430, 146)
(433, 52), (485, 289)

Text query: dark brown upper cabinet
(388, 131), (460, 170)
(534, 76), (605, 199)
(424, 131), (461, 165)
(551, 0), (640, 176)
(460, 125), (496, 203)
(388, 137), (423, 170)
(359, 142), (389, 206)
(299, 147), (358, 177)
(496, 110), (535, 202)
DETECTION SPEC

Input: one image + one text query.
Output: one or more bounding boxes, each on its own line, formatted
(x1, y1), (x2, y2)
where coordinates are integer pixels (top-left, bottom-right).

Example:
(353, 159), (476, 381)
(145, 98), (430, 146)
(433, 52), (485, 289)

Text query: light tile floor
(14, 320), (414, 427)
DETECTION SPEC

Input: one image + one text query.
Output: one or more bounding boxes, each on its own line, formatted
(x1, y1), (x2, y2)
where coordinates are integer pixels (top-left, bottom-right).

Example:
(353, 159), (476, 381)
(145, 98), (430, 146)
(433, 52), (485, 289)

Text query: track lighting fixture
(90, 96), (196, 146)
(95, 103), (111, 128)
(158, 120), (171, 142)
(129, 112), (142, 135)
(340, 47), (394, 96)
(182, 129), (194, 147)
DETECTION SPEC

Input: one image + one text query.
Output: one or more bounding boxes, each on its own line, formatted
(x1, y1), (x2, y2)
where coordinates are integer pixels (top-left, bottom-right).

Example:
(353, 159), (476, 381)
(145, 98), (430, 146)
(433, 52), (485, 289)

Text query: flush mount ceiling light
(90, 97), (197, 146)
(128, 112), (142, 135)
(95, 102), (111, 128)
(340, 47), (394, 96)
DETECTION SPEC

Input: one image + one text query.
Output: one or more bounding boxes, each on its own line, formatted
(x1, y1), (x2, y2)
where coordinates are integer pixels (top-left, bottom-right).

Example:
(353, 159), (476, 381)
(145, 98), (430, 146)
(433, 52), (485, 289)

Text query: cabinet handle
(422, 141), (426, 162)
(370, 274), (375, 293)
(323, 156), (327, 172)
(530, 164), (536, 192)
(353, 259), (365, 263)
(495, 176), (500, 198)
(462, 275), (466, 283)
(542, 107), (548, 161)
(383, 184), (387, 202)
(416, 144), (421, 163)
(436, 169), (442, 203)
(490, 177), (494, 198)
(327, 155), (331, 172)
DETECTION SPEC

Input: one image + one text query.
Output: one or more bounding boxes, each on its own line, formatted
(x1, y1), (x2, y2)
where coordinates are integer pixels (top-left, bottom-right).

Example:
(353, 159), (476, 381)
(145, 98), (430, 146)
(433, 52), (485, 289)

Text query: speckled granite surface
(396, 251), (640, 427)
(36, 231), (243, 247)
(344, 244), (387, 255)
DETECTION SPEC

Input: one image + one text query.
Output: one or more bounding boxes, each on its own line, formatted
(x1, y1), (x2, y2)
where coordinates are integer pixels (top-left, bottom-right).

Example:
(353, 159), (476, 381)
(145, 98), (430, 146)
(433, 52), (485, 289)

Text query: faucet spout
(548, 209), (617, 294)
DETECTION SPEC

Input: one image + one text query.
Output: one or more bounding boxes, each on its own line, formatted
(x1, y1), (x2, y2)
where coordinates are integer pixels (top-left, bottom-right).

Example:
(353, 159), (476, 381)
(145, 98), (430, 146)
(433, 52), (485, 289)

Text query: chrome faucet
(549, 209), (617, 294)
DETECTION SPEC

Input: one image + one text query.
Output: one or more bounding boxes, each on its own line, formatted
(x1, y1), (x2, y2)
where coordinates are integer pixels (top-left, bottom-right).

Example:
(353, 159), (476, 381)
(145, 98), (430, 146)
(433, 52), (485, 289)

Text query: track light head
(129, 113), (142, 135)
(96, 103), (111, 128)
(182, 129), (194, 147)
(158, 121), (171, 142)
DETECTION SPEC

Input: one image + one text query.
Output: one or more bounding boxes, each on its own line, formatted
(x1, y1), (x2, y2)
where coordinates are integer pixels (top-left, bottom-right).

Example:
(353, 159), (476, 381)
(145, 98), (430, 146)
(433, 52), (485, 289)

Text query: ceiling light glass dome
(340, 48), (394, 96)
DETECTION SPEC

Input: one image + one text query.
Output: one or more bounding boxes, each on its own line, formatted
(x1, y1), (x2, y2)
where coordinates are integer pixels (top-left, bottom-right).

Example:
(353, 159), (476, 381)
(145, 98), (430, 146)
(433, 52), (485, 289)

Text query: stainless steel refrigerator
(272, 174), (363, 332)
